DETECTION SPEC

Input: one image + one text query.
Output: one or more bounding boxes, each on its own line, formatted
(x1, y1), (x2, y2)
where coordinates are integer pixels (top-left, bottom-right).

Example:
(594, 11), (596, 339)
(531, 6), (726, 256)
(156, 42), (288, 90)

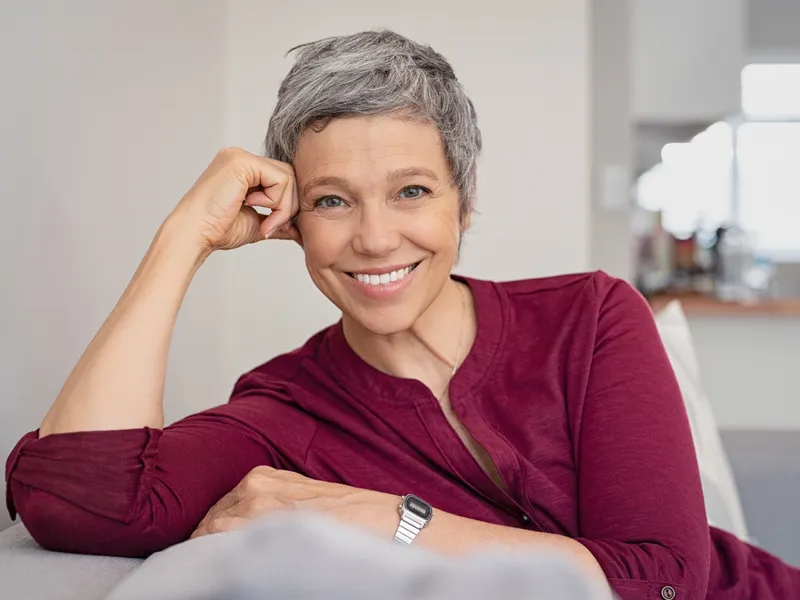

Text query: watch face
(404, 494), (432, 520)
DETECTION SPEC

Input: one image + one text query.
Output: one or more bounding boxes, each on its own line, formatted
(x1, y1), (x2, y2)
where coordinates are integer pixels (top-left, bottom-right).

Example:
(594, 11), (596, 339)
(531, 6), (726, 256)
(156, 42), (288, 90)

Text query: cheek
(300, 218), (351, 269)
(405, 205), (461, 250)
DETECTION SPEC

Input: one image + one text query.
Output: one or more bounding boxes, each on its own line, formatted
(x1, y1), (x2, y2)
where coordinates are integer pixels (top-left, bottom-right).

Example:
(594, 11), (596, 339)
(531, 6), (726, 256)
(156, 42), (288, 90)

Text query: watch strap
(393, 510), (427, 545)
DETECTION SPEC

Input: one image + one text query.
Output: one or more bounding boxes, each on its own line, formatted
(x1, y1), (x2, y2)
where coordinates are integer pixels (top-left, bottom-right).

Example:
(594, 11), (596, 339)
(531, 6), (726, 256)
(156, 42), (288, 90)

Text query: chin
(313, 259), (450, 336)
(348, 304), (419, 337)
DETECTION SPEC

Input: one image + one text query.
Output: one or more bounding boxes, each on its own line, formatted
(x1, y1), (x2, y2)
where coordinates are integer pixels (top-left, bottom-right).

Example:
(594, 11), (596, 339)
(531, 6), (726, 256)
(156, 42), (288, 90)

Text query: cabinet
(633, 0), (746, 123)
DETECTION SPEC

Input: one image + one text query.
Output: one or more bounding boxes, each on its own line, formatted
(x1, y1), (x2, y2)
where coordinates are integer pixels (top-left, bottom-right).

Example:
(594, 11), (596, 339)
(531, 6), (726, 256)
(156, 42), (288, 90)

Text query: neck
(342, 278), (476, 396)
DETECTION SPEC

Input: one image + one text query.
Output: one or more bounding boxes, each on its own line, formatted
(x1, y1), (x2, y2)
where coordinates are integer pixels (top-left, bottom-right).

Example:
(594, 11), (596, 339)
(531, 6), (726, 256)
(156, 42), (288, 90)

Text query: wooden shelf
(648, 293), (800, 317)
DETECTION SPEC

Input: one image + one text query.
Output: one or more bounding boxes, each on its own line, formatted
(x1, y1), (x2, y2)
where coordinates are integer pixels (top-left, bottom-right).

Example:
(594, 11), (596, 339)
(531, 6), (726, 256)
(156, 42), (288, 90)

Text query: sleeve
(572, 275), (711, 600)
(4, 372), (315, 557)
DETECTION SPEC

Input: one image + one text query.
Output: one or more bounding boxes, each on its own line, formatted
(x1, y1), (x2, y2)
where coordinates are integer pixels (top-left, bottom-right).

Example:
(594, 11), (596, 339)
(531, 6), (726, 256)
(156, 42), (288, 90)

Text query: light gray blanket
(107, 513), (612, 600)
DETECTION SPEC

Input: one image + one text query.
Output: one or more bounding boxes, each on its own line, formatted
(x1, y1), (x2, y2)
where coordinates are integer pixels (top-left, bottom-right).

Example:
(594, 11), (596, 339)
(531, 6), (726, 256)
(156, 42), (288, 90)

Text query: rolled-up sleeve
(573, 277), (711, 600)
(5, 374), (313, 557)
(6, 427), (161, 524)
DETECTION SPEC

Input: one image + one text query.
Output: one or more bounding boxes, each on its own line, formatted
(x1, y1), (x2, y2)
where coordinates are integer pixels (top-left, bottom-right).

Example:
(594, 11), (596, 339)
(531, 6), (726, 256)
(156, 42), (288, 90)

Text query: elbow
(642, 542), (711, 600)
(661, 545), (710, 600)
(580, 538), (711, 600)
(18, 487), (187, 558)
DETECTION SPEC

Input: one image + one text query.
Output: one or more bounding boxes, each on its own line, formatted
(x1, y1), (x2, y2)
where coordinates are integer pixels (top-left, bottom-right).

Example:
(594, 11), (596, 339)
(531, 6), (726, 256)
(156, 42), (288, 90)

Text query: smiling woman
(293, 116), (466, 338)
(5, 29), (800, 600)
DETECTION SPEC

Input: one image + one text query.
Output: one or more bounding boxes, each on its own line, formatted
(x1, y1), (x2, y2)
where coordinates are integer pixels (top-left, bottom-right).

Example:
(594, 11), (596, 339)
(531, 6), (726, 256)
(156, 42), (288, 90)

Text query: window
(742, 64), (800, 118)
(637, 64), (800, 260)
(637, 123), (734, 236)
(738, 121), (800, 257)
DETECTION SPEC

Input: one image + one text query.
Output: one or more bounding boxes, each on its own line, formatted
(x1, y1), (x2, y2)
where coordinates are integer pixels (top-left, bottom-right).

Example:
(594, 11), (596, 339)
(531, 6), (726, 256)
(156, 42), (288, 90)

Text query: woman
(5, 30), (799, 600)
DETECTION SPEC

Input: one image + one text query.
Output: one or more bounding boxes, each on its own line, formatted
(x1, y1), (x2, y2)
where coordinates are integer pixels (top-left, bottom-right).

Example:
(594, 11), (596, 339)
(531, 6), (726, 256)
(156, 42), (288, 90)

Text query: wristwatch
(393, 494), (433, 545)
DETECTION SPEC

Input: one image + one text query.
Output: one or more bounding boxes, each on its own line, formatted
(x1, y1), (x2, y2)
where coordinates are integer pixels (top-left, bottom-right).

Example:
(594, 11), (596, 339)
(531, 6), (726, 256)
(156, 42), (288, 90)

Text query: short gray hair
(265, 30), (482, 218)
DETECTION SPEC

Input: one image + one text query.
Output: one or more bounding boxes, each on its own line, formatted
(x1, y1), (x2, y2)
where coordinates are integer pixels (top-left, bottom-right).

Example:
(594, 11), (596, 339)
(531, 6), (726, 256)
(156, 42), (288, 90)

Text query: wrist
(394, 494), (433, 545)
(159, 210), (213, 269)
(342, 490), (401, 540)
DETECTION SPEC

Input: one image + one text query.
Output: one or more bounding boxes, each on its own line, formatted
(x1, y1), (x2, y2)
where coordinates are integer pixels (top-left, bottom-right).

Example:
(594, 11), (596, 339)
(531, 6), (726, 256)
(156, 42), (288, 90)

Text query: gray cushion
(654, 301), (749, 540)
(0, 523), (142, 600)
(108, 513), (612, 600)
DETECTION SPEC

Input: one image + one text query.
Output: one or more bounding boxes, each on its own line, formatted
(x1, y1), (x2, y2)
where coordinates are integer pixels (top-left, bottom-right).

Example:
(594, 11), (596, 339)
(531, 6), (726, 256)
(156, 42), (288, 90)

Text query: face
(292, 115), (467, 336)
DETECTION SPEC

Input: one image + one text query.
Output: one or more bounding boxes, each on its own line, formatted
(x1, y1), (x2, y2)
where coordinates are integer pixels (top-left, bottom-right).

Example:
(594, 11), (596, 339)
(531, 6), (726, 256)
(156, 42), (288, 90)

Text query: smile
(346, 262), (421, 287)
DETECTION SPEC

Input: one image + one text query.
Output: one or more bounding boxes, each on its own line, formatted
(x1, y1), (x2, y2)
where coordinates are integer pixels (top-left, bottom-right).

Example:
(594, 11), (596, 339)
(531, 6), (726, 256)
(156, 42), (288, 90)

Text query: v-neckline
(324, 275), (506, 407)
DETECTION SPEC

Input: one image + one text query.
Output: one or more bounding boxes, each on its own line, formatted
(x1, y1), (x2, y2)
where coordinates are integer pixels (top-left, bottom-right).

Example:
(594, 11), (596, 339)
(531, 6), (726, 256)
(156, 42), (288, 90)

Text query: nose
(352, 203), (402, 258)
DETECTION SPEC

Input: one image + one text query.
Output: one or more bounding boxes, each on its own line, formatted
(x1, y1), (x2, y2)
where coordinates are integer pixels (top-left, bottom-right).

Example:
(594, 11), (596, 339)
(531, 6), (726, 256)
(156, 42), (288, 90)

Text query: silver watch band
(393, 510), (428, 545)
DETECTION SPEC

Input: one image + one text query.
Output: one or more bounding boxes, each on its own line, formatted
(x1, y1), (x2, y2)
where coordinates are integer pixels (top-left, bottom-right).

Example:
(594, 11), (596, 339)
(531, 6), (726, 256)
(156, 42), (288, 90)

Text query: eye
(314, 196), (346, 209)
(398, 185), (429, 200)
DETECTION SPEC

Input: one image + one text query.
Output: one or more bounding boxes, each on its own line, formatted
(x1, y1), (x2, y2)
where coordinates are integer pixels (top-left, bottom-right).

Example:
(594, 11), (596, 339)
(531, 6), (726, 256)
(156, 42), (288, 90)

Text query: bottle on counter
(647, 210), (674, 293)
(672, 232), (698, 292)
(714, 224), (757, 302)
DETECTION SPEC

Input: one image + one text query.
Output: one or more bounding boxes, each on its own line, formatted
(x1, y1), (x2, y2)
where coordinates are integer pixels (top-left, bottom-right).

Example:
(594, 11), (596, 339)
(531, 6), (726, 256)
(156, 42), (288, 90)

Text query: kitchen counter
(648, 293), (800, 317)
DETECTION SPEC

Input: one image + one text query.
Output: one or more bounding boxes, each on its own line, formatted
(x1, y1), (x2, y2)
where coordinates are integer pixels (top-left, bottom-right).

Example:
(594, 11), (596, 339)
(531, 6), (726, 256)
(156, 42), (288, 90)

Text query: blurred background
(1, 0), (798, 555)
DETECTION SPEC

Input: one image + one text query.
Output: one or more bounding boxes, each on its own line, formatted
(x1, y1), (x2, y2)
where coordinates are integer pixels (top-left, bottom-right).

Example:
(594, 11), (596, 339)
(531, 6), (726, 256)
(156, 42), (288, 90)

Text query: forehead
(292, 115), (449, 182)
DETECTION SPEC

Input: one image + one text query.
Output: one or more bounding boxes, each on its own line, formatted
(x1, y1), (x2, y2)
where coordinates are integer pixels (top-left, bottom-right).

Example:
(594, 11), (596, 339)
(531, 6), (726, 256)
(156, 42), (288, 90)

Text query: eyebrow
(302, 166), (441, 197)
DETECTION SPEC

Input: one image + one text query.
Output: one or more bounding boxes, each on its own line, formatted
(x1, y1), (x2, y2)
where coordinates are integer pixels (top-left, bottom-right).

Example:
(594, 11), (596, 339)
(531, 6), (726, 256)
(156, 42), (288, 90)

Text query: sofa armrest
(721, 430), (800, 567)
(0, 523), (142, 600)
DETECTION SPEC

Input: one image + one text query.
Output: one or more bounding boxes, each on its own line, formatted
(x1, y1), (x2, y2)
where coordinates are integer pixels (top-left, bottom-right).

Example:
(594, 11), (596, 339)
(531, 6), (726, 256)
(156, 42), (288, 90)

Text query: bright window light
(637, 122), (734, 236)
(738, 122), (800, 254)
(742, 64), (800, 118)
(637, 64), (800, 257)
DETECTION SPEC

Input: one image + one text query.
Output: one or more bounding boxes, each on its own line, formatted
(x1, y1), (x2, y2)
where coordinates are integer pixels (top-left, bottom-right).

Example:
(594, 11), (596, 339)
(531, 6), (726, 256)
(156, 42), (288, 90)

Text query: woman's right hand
(172, 147), (300, 253)
(38, 148), (301, 438)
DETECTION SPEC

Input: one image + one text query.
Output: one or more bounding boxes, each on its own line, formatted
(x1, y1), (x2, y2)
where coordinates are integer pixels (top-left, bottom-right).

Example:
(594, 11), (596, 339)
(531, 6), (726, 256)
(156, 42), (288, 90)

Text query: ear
(269, 218), (304, 247)
(291, 214), (304, 248)
(460, 211), (472, 232)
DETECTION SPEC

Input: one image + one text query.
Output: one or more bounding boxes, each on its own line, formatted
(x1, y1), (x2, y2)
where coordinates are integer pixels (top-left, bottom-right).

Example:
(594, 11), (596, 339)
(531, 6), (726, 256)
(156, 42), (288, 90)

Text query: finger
(243, 187), (278, 211)
(237, 206), (270, 246)
(230, 152), (291, 216)
(259, 194), (293, 238)
(267, 221), (301, 243)
(269, 468), (312, 481)
(259, 169), (298, 239)
(201, 488), (243, 521)
(191, 516), (250, 539)
(231, 495), (286, 519)
(213, 468), (269, 511)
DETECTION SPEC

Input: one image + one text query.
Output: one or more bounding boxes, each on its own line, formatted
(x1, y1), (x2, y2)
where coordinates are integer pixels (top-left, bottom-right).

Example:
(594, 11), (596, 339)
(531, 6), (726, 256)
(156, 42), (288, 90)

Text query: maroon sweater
(6, 272), (799, 599)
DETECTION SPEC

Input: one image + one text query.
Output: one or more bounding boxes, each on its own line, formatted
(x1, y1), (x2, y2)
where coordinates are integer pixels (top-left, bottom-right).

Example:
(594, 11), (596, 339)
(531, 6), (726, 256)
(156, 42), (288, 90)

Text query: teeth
(352, 264), (417, 286)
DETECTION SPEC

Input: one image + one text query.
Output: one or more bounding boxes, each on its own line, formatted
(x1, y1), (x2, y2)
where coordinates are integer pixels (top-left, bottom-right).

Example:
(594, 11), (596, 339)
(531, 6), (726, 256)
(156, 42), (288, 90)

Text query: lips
(347, 262), (421, 286)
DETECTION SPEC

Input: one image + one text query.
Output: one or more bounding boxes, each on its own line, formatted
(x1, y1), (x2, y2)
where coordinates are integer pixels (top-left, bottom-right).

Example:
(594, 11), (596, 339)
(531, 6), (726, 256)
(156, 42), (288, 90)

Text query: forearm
(415, 508), (607, 584)
(40, 214), (208, 436)
(351, 493), (607, 586)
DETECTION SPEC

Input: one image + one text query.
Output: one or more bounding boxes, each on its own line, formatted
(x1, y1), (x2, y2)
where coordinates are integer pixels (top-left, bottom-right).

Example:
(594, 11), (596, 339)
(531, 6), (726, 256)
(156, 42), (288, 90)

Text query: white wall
(0, 0), (230, 530)
(220, 0), (592, 380)
(590, 0), (635, 281)
(1, 1), (593, 530)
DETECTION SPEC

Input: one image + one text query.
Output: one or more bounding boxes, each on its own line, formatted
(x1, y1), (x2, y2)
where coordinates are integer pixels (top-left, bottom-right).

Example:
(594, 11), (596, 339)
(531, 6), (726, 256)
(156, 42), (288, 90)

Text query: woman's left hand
(190, 466), (400, 540)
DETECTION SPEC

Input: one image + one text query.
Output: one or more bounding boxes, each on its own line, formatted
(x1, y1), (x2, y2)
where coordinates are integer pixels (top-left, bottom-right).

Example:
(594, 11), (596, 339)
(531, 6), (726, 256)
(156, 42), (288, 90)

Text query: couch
(2, 302), (798, 599)
(0, 512), (615, 600)
(1, 430), (797, 600)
